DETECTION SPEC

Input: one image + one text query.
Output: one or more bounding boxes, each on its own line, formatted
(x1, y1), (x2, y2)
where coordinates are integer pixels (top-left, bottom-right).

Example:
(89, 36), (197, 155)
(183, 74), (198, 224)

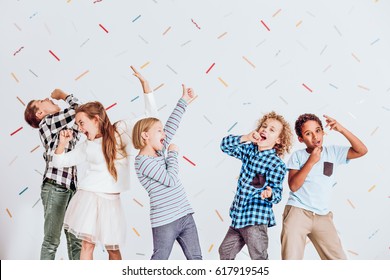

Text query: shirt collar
(255, 147), (276, 156)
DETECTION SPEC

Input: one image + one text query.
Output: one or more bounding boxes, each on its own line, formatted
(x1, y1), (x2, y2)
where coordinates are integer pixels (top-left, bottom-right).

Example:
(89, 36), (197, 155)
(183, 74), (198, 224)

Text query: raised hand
(181, 84), (195, 102)
(51, 89), (67, 100)
(59, 129), (74, 145)
(168, 143), (179, 152)
(131, 65), (151, 93)
(242, 130), (261, 143)
(324, 115), (345, 133)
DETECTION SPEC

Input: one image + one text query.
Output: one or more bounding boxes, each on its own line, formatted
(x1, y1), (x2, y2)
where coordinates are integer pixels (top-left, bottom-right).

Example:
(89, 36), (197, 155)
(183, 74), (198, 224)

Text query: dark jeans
(40, 180), (81, 260)
(219, 225), (269, 260)
(151, 214), (202, 260)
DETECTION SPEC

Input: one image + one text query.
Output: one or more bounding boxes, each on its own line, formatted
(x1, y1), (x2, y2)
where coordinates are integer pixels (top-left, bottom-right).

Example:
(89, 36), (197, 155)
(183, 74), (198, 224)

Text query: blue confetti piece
(329, 83), (338, 89)
(132, 15), (141, 22)
(19, 187), (28, 195)
(370, 38), (380, 45)
(131, 96), (140, 102)
(227, 122), (238, 133)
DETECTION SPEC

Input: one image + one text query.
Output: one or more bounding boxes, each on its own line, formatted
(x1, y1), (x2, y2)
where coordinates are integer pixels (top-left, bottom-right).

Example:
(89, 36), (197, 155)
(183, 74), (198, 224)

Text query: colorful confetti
(242, 56), (256, 68)
(183, 156), (196, 166)
(140, 61), (150, 69)
(132, 227), (140, 237)
(11, 72), (19, 83)
(260, 20), (270, 31)
(162, 26), (171, 35)
(217, 32), (227, 39)
(347, 250), (359, 256)
(99, 23), (109, 33)
(13, 46), (24, 56)
(133, 198), (144, 207)
(19, 187), (28, 195)
(153, 83), (164, 92)
(272, 9), (282, 17)
(6, 208), (12, 218)
(132, 15), (141, 22)
(227, 122), (238, 132)
(105, 103), (117, 111)
(131, 96), (140, 102)
(347, 199), (356, 209)
(218, 77), (228, 87)
(75, 70), (89, 81)
(368, 185), (376, 192)
(371, 127), (379, 136)
(215, 209), (224, 222)
(191, 19), (201, 30)
(206, 63), (215, 74)
(49, 50), (60, 61)
(16, 96), (25, 106)
(208, 244), (214, 253)
(302, 83), (313, 93)
(10, 126), (23, 136)
(30, 145), (40, 153)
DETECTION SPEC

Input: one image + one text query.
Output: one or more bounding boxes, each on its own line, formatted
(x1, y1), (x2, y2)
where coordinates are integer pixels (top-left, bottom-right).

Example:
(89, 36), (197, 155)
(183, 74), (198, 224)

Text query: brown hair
(24, 100), (41, 128)
(256, 111), (293, 157)
(294, 113), (323, 138)
(76, 102), (125, 181)
(132, 117), (160, 150)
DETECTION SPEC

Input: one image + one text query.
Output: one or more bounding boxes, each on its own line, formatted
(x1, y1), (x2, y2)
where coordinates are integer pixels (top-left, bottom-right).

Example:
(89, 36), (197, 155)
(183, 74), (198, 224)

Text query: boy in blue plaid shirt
(219, 112), (293, 260)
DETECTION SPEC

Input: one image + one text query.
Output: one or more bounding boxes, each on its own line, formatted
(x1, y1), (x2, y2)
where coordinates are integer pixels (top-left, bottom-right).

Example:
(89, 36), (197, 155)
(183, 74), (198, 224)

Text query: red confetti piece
(99, 23), (109, 33)
(206, 63), (215, 74)
(49, 50), (60, 61)
(302, 83), (313, 92)
(261, 20), (270, 31)
(183, 156), (196, 166)
(105, 103), (117, 111)
(10, 126), (23, 136)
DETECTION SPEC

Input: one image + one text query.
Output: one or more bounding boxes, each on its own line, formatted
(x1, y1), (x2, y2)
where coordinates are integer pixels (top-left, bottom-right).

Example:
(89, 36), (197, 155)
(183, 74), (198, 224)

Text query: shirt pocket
(323, 161), (334, 177)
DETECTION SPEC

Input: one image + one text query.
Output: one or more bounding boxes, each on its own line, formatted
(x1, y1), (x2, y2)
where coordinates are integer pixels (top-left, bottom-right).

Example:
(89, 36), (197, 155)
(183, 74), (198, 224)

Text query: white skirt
(64, 189), (126, 250)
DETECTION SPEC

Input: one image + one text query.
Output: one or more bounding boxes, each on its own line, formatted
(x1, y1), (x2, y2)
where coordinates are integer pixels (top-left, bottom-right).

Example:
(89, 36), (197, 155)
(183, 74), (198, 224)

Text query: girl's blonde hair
(76, 102), (126, 181)
(256, 111), (293, 157)
(132, 117), (160, 150)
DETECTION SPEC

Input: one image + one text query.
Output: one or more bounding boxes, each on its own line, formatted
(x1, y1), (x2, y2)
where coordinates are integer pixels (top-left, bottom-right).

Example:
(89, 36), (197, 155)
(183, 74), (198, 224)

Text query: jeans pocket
(323, 161), (333, 177)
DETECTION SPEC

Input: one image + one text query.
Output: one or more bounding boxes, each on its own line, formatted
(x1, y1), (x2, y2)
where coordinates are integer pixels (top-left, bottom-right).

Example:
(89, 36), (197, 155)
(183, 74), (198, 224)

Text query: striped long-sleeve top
(135, 98), (194, 228)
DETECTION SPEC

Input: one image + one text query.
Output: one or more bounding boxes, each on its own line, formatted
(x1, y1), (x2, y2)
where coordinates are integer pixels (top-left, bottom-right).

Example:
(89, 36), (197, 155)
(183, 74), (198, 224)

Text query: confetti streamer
(260, 20), (270, 31)
(256, 39), (266, 47)
(272, 9), (282, 17)
(320, 45), (328, 55)
(93, 0), (103, 3)
(166, 64), (177, 74)
(131, 96), (139, 102)
(206, 63), (215, 74)
(132, 227), (140, 237)
(370, 127), (379, 136)
(140, 61), (150, 69)
(208, 244), (214, 253)
(10, 126), (23, 136)
(19, 187), (28, 195)
(13, 46), (24, 56)
(368, 185), (376, 192)
(49, 50), (60, 61)
(29, 69), (38, 77)
(347, 250), (359, 256)
(6, 208), (12, 218)
(153, 83), (164, 91)
(11, 72), (19, 83)
(218, 77), (228, 87)
(14, 23), (22, 31)
(329, 83), (338, 89)
(217, 32), (227, 39)
(351, 53), (360, 62)
(99, 24), (109, 33)
(80, 38), (90, 47)
(132, 15), (141, 22)
(16, 96), (25, 106)
(133, 198), (144, 207)
(296, 20), (303, 27)
(183, 156), (196, 166)
(30, 145), (40, 153)
(32, 198), (41, 208)
(370, 38), (380, 45)
(181, 40), (191, 47)
(227, 122), (238, 132)
(162, 26), (171, 35)
(191, 19), (201, 30)
(105, 103), (117, 111)
(347, 199), (355, 209)
(265, 79), (277, 89)
(203, 115), (213, 125)
(368, 229), (379, 239)
(302, 83), (313, 93)
(242, 56), (256, 68)
(334, 25), (342, 36)
(157, 104), (167, 111)
(279, 96), (288, 105)
(358, 85), (370, 91)
(215, 210), (224, 222)
(75, 70), (89, 81)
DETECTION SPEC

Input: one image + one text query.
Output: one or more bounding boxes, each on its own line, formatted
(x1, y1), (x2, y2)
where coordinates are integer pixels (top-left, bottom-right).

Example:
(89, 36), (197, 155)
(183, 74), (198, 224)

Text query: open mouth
(160, 138), (164, 144)
(259, 133), (267, 141)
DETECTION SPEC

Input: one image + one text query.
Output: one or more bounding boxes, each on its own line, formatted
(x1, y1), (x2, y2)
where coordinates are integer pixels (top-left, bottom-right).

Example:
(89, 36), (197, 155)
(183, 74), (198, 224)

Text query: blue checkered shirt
(221, 135), (287, 228)
(39, 94), (80, 188)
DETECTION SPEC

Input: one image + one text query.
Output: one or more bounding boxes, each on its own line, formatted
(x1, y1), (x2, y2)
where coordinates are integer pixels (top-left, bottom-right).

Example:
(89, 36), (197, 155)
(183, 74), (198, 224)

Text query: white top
(286, 145), (350, 215)
(52, 93), (157, 193)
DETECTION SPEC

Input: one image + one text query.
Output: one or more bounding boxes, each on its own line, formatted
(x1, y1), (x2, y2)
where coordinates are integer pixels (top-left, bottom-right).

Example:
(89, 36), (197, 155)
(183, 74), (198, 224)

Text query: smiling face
(143, 121), (165, 152)
(75, 112), (101, 140)
(298, 120), (324, 152)
(257, 118), (283, 151)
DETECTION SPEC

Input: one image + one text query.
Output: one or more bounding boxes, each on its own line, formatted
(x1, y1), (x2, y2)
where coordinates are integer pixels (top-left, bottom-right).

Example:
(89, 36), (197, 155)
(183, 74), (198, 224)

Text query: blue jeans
(151, 214), (202, 260)
(40, 180), (81, 260)
(219, 225), (269, 260)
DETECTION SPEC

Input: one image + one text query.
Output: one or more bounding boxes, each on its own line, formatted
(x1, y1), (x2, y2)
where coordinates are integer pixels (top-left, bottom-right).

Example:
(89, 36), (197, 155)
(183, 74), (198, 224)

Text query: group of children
(24, 68), (367, 260)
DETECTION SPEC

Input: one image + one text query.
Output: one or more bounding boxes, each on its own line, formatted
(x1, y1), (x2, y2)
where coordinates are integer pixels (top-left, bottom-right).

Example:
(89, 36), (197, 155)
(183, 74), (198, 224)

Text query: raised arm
(52, 129), (87, 168)
(131, 66), (158, 117)
(323, 115), (368, 160)
(220, 131), (259, 160)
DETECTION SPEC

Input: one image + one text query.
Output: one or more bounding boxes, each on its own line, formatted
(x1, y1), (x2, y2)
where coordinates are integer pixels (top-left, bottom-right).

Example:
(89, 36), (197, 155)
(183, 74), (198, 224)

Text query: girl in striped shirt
(132, 85), (202, 260)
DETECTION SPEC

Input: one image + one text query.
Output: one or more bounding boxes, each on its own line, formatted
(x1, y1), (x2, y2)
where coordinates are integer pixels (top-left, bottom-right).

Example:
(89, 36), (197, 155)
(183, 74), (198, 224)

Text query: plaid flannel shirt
(39, 94), (80, 188)
(221, 135), (287, 228)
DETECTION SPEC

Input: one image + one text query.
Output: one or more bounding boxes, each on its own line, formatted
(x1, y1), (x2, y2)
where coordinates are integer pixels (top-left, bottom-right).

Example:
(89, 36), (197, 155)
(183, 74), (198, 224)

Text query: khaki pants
(280, 205), (347, 260)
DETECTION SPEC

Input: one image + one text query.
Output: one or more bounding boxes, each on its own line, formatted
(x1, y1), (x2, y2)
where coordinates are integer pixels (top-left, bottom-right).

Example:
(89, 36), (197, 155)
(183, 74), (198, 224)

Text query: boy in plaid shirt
(24, 89), (82, 260)
(219, 112), (292, 260)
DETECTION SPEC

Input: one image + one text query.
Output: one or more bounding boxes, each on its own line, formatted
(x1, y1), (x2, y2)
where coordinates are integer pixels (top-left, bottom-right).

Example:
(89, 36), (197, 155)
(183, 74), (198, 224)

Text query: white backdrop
(1, 0), (389, 260)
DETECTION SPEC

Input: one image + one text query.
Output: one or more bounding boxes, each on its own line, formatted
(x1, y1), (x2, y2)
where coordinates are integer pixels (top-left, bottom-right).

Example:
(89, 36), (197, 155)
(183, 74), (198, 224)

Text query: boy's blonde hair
(256, 111), (293, 157)
(132, 117), (161, 150)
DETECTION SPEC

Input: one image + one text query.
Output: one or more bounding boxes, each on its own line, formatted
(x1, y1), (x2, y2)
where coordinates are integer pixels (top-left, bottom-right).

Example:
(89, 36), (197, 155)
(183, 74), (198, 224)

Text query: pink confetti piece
(183, 156), (196, 166)
(302, 83), (313, 92)
(206, 63), (215, 74)
(105, 103), (117, 111)
(49, 50), (60, 61)
(10, 127), (23, 136)
(99, 23), (109, 33)
(260, 20), (270, 31)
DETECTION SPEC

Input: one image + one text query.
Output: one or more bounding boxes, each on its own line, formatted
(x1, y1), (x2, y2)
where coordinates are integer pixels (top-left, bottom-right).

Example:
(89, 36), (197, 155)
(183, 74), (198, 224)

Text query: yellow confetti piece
(153, 83), (165, 91)
(296, 20), (303, 27)
(140, 61), (150, 69)
(368, 185), (376, 192)
(11, 73), (19, 83)
(133, 198), (144, 207)
(347, 250), (359, 256)
(347, 199), (355, 209)
(370, 127), (379, 136)
(6, 208), (12, 218)
(162, 26), (171, 35)
(187, 95), (198, 105)
(30, 145), (40, 153)
(208, 244), (214, 253)
(242, 56), (256, 68)
(218, 77), (228, 87)
(351, 53), (361, 62)
(217, 32), (227, 39)
(75, 70), (89, 81)
(132, 227), (140, 237)
(215, 209), (224, 222)
(16, 96), (25, 106)
(272, 9), (282, 17)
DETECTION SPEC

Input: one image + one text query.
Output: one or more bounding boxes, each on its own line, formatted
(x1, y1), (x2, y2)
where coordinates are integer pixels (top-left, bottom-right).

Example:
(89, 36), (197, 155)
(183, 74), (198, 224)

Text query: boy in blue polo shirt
(281, 113), (367, 259)
(219, 112), (293, 260)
